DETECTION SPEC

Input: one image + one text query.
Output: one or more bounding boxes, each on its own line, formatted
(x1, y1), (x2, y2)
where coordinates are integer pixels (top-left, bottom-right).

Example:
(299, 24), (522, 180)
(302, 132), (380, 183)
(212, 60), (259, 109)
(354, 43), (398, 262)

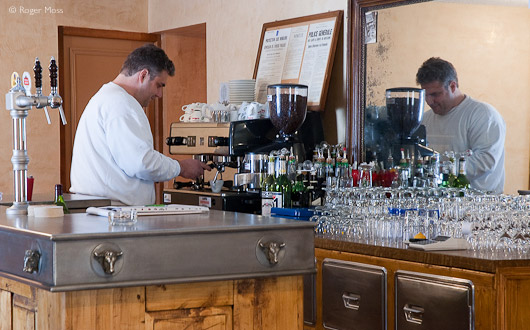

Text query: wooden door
(58, 27), (161, 197)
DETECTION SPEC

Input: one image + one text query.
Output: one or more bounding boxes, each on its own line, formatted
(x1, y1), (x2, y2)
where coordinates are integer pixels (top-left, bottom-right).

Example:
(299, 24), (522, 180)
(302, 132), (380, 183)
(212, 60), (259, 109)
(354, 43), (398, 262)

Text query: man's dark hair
(416, 57), (458, 88)
(120, 43), (175, 78)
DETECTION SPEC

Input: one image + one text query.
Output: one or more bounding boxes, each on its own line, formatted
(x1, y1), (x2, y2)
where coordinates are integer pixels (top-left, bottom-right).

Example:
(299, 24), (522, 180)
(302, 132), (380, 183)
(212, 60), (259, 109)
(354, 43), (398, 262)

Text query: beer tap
(48, 57), (67, 125)
(5, 57), (67, 215)
(33, 58), (51, 124)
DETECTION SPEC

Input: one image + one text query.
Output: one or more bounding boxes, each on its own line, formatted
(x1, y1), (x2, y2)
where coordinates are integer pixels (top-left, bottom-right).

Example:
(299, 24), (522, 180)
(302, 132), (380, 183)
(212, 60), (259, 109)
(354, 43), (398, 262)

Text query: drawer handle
(403, 304), (424, 324)
(342, 293), (361, 310)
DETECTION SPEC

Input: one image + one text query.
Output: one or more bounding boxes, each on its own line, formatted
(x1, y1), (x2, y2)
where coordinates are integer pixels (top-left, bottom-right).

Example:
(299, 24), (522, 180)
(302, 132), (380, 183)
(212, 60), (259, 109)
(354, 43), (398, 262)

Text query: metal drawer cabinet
(395, 270), (474, 330)
(322, 259), (387, 330)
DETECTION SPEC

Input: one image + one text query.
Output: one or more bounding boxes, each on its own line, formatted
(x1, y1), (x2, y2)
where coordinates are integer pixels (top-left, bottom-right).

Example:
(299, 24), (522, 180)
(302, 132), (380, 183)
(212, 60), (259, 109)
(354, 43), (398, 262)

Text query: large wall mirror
(349, 0), (530, 194)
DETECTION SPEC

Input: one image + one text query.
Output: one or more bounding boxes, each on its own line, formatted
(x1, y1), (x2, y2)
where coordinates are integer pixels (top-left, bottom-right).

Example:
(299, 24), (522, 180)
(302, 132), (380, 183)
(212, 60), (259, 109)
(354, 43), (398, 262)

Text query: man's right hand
(178, 159), (212, 179)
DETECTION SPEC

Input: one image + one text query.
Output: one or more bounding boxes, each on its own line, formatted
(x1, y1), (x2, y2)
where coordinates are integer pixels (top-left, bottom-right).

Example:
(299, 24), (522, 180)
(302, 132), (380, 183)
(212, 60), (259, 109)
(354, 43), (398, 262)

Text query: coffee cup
(179, 113), (191, 122)
(230, 110), (239, 122)
(201, 104), (213, 121)
(258, 102), (269, 118)
(189, 109), (203, 122)
(244, 102), (260, 120)
(210, 179), (224, 193)
(237, 102), (249, 120)
(182, 103), (198, 112)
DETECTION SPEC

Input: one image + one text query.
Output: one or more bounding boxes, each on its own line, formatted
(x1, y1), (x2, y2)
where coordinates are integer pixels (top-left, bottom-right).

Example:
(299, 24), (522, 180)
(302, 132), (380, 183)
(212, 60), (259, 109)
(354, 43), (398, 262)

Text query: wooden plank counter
(306, 237), (530, 330)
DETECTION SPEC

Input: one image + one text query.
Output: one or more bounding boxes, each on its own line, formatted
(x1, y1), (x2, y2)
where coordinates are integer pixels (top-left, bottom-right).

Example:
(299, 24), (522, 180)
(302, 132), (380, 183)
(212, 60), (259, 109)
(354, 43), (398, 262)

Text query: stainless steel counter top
(0, 207), (315, 291)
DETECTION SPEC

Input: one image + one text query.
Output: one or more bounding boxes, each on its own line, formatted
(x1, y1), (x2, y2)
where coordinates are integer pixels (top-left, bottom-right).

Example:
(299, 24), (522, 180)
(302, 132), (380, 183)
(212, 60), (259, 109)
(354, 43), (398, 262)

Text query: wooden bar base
(0, 276), (303, 330)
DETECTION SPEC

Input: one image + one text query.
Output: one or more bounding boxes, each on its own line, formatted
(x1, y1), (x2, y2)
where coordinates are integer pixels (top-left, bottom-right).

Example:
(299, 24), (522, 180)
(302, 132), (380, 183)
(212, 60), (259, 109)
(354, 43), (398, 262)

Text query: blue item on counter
(387, 207), (439, 218)
(271, 207), (315, 221)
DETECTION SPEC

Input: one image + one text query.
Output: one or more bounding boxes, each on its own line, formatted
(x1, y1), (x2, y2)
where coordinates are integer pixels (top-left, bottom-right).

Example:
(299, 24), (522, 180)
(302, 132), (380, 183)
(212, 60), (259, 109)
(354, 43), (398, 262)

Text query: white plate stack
(228, 79), (256, 105)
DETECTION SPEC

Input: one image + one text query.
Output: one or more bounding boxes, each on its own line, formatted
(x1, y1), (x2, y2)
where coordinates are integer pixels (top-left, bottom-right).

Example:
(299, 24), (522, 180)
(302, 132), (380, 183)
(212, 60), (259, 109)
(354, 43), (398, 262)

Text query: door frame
(58, 26), (163, 199)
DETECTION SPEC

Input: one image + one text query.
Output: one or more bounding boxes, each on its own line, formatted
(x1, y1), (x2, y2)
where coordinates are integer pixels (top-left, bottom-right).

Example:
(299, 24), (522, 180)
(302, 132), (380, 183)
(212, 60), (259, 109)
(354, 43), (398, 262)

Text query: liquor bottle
(398, 148), (410, 188)
(315, 148), (325, 181)
(440, 165), (450, 188)
(455, 155), (470, 188)
(326, 148), (335, 178)
(291, 171), (307, 208)
(308, 171), (324, 206)
(261, 154), (277, 216)
(54, 184), (69, 214)
(387, 151), (394, 170)
(287, 147), (297, 182)
(274, 155), (291, 208)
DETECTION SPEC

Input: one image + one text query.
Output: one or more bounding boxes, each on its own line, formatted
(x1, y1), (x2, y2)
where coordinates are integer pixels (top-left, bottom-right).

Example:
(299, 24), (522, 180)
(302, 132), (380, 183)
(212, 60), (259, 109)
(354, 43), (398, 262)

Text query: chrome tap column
(5, 57), (67, 214)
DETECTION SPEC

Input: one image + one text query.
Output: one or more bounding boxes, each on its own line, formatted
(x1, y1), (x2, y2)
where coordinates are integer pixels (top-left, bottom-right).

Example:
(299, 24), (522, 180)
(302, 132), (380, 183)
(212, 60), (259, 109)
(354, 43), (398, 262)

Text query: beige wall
(148, 0), (348, 105)
(0, 0), (147, 197)
(366, 2), (530, 194)
(148, 0), (349, 145)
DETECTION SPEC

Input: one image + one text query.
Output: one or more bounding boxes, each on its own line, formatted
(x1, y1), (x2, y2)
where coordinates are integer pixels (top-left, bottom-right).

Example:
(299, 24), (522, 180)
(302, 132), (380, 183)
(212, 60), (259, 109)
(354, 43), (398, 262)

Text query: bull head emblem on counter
(93, 250), (123, 274)
(259, 241), (286, 265)
(23, 249), (41, 274)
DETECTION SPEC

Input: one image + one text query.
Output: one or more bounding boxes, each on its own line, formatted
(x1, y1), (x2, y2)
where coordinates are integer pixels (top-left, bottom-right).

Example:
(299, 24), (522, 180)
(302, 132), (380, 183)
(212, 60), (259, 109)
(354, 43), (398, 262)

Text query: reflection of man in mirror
(416, 57), (505, 193)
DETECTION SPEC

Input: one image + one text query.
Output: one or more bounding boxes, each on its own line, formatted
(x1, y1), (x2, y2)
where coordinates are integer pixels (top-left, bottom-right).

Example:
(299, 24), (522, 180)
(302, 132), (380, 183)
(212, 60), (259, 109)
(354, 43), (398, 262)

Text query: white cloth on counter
(421, 95), (505, 193)
(70, 82), (181, 205)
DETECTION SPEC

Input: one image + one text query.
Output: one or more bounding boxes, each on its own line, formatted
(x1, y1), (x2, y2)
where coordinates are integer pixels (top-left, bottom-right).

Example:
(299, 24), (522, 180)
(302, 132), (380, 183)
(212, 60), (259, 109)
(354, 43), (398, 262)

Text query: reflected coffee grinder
(385, 87), (434, 166)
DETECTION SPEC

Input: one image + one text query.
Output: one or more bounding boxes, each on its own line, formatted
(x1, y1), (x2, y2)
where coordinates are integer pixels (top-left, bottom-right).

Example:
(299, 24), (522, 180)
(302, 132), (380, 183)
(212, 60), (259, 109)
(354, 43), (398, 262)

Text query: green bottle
(262, 155), (276, 192)
(291, 172), (307, 208)
(455, 155), (470, 188)
(54, 184), (70, 214)
(274, 155), (291, 208)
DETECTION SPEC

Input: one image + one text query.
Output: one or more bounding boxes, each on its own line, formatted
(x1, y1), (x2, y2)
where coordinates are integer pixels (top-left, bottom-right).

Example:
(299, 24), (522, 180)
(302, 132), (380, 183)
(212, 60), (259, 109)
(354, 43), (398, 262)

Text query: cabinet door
(0, 290), (12, 330)
(145, 306), (232, 330)
(13, 305), (35, 330)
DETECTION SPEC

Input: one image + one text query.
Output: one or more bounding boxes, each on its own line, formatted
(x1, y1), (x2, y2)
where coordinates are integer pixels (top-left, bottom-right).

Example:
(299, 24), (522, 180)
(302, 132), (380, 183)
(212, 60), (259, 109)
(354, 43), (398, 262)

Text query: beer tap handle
(43, 107), (51, 125)
(58, 105), (67, 125)
(47, 56), (67, 125)
(33, 57), (42, 93)
(49, 57), (57, 89)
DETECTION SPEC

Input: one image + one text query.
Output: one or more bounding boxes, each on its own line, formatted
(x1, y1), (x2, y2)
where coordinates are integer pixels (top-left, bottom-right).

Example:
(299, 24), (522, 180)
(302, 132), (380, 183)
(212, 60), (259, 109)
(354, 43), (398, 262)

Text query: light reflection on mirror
(361, 0), (530, 193)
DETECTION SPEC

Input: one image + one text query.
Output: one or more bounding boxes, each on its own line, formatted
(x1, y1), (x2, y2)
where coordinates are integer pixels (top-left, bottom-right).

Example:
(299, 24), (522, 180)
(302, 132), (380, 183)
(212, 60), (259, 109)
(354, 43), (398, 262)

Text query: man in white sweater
(70, 44), (210, 205)
(416, 57), (505, 193)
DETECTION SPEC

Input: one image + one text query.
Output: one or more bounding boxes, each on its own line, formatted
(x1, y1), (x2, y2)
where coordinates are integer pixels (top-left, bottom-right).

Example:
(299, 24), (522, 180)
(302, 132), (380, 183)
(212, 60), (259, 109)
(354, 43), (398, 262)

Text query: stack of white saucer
(228, 79), (256, 105)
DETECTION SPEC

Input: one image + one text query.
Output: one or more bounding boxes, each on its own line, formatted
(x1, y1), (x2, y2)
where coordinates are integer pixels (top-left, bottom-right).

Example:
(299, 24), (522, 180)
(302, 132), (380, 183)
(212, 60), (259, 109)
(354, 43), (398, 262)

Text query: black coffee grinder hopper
(230, 84), (309, 160)
(385, 87), (435, 163)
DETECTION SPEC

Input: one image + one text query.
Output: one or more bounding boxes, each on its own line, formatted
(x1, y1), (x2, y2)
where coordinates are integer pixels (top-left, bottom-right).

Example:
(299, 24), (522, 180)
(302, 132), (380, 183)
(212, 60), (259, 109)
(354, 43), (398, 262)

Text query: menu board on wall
(253, 11), (343, 112)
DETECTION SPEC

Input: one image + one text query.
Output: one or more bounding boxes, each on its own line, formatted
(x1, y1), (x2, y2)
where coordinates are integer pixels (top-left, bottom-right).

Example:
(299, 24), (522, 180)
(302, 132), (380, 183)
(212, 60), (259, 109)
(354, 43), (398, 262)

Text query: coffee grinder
(232, 84), (308, 161)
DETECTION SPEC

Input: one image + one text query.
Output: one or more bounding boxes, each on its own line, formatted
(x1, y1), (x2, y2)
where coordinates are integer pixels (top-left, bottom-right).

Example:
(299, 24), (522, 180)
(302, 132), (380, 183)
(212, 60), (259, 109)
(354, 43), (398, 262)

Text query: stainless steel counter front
(0, 208), (315, 291)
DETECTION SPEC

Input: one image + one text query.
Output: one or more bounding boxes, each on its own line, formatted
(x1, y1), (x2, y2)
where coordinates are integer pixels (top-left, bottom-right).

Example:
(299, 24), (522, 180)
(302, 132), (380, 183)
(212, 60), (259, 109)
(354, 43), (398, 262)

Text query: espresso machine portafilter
(5, 57), (67, 214)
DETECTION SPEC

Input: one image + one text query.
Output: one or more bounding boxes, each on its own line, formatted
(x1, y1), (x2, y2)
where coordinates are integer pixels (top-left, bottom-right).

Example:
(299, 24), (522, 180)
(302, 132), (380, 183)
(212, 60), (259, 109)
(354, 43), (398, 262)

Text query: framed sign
(253, 10), (343, 111)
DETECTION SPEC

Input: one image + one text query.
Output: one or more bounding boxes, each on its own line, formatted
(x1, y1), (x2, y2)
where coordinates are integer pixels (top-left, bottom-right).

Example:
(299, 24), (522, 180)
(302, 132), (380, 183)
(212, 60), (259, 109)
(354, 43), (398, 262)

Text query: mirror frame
(348, 0), (430, 163)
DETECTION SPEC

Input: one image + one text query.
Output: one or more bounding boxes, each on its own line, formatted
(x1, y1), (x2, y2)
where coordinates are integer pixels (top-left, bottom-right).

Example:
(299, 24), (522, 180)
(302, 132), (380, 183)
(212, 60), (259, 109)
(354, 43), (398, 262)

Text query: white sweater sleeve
(104, 103), (181, 182)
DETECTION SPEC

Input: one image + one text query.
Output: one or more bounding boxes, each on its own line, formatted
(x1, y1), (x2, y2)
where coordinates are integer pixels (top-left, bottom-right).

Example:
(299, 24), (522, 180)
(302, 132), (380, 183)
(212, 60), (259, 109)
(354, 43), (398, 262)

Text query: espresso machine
(164, 122), (262, 213)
